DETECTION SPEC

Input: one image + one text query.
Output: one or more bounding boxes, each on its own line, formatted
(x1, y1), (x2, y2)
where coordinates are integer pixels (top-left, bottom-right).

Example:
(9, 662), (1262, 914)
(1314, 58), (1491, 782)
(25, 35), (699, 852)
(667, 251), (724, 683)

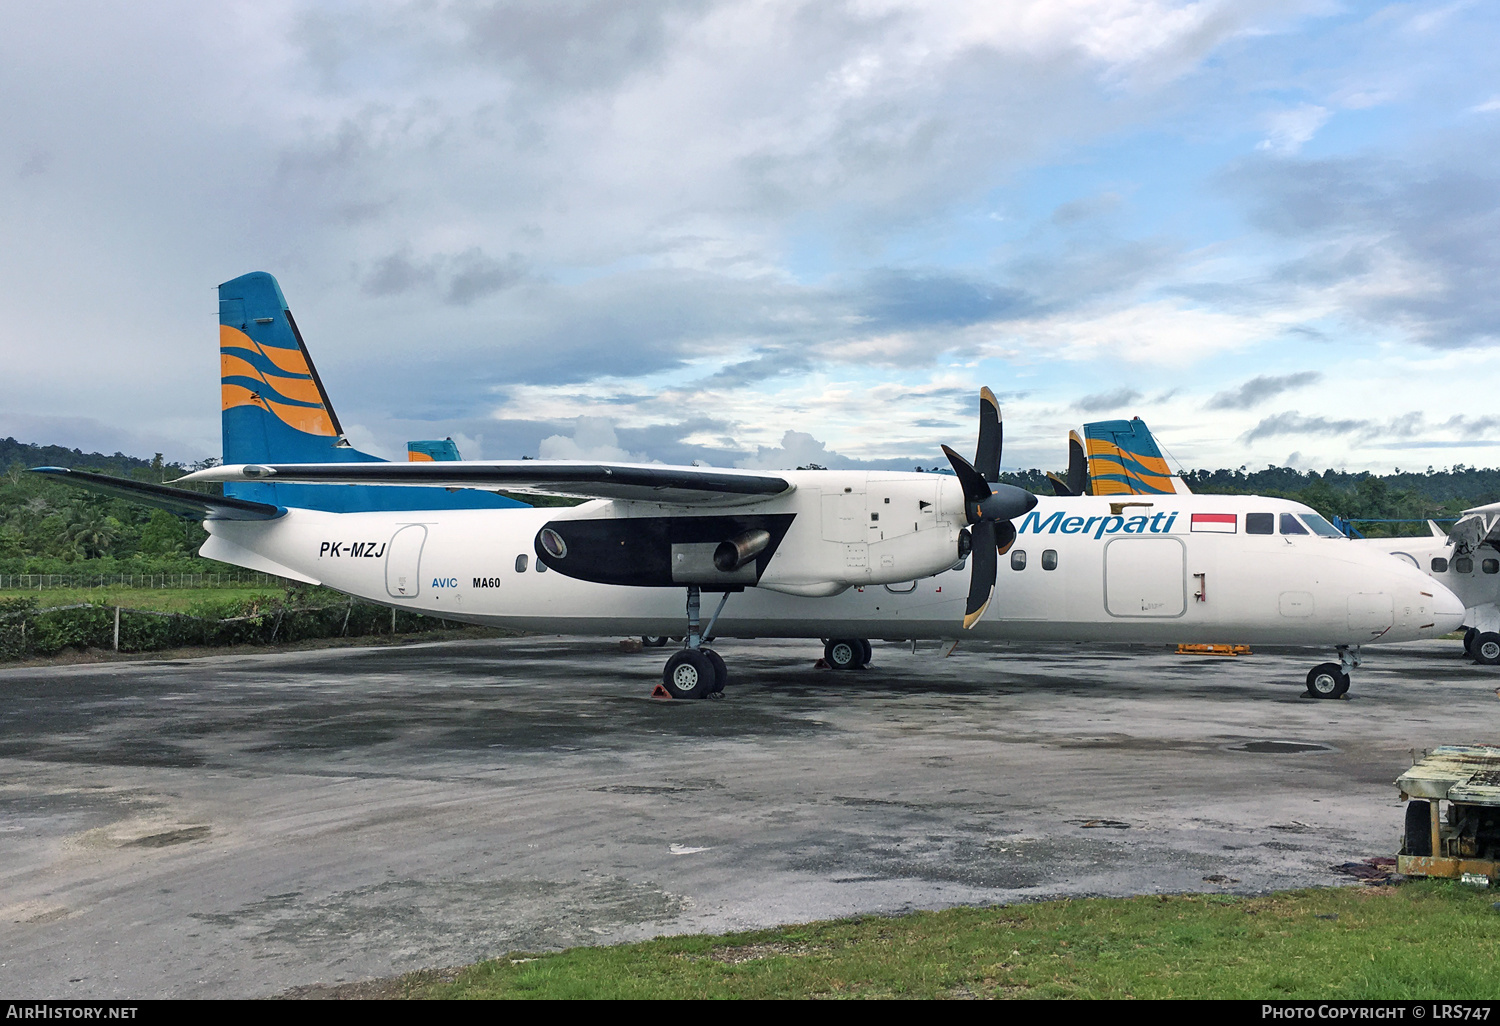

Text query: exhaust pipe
(714, 529), (771, 572)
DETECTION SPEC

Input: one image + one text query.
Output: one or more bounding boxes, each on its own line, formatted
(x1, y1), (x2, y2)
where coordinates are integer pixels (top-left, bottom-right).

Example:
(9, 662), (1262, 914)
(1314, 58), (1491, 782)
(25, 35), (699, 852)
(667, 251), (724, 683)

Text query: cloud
(361, 247), (527, 304)
(735, 429), (850, 470)
(1224, 142), (1500, 349)
(1241, 411), (1369, 443)
(1073, 388), (1142, 413)
(537, 417), (644, 461)
(1256, 104), (1330, 155)
(1208, 371), (1321, 410)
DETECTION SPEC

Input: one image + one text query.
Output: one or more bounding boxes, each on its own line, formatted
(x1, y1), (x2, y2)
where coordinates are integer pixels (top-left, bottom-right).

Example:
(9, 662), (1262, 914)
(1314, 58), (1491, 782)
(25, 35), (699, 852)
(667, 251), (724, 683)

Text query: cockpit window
(1298, 513), (1344, 538)
(1245, 513), (1274, 535)
(1279, 513), (1309, 535)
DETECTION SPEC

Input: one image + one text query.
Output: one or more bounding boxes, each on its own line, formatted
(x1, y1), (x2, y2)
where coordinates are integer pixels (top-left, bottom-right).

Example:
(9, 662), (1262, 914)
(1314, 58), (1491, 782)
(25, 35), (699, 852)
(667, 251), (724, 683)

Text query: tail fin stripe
(220, 373), (327, 410)
(220, 345), (313, 380)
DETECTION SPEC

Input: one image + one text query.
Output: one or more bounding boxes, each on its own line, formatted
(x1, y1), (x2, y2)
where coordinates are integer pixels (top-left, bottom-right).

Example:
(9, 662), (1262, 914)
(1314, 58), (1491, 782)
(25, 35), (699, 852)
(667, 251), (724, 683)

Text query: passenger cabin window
(515, 554), (528, 572)
(1246, 513), (1274, 535)
(536, 559), (547, 572)
(1432, 557), (1449, 573)
(1454, 557), (1474, 574)
(1280, 513), (1309, 535)
(1484, 558), (1499, 575)
(1041, 549), (1058, 571)
(1010, 549), (1027, 571)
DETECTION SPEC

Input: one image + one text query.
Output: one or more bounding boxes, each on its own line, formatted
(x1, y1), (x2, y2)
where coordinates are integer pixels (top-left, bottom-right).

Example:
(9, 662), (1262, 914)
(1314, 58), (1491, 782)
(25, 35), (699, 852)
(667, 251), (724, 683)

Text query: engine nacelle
(533, 472), (973, 594)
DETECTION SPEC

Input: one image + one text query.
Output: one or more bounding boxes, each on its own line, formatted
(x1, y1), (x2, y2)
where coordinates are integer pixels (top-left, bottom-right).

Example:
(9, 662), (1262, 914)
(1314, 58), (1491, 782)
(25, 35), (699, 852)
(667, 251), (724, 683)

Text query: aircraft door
(1104, 537), (1186, 617)
(385, 524), (427, 598)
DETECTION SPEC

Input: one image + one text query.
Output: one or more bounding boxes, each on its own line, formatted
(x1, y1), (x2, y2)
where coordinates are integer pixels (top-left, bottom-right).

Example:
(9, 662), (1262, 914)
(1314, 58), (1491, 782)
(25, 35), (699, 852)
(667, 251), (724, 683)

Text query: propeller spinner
(942, 388), (1038, 629)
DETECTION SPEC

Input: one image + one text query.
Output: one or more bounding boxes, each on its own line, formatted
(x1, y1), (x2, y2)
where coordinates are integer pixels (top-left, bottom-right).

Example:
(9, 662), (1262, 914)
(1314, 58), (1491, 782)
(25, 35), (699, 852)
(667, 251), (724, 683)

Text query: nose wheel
(1305, 645), (1359, 699)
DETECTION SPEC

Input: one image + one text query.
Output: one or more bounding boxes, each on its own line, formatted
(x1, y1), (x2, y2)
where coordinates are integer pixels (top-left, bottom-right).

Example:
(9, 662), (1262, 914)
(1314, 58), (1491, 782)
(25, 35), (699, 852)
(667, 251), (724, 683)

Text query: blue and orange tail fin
(407, 438), (463, 461)
(1082, 418), (1190, 496)
(218, 272), (524, 512)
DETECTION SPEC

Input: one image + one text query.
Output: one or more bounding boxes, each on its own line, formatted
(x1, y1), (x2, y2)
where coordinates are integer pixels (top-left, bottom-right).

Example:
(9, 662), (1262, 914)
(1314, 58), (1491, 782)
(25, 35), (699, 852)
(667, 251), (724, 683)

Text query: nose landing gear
(1306, 645), (1359, 699)
(659, 586), (731, 699)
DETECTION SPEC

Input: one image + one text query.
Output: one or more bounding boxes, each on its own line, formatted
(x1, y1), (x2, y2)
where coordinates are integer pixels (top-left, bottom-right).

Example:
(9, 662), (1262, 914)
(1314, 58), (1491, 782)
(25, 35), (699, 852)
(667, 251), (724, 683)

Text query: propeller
(942, 388), (1038, 629)
(1047, 430), (1091, 496)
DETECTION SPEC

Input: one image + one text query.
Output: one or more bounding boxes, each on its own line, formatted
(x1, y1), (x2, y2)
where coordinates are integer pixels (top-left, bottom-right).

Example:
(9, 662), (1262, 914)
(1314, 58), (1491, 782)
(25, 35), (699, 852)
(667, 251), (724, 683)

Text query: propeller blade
(1068, 430), (1089, 496)
(994, 518), (1017, 555)
(964, 520), (996, 629)
(1046, 471), (1076, 497)
(941, 444), (991, 505)
(975, 387), (1001, 483)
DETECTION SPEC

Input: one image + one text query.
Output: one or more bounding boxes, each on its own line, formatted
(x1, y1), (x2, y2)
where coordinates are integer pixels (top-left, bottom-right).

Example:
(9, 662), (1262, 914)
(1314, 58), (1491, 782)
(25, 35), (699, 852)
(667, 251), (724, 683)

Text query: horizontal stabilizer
(31, 468), (283, 521)
(199, 533), (319, 584)
(180, 461), (793, 506)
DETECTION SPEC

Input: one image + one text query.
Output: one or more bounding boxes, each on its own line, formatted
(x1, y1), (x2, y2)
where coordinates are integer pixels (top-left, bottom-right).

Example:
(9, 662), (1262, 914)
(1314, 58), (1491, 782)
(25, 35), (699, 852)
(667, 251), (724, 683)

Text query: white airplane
(37, 272), (1465, 701)
(1052, 415), (1500, 670)
(1355, 503), (1500, 665)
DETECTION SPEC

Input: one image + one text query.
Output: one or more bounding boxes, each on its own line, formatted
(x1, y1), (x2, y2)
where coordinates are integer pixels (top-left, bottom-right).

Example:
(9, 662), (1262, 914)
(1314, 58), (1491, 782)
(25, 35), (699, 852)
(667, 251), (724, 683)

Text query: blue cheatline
(217, 271), (527, 513)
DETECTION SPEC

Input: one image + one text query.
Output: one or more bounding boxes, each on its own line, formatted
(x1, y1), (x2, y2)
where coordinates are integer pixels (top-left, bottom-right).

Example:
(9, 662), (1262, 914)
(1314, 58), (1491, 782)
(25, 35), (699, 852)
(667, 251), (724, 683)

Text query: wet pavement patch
(1231, 740), (1335, 754)
(124, 825), (211, 848)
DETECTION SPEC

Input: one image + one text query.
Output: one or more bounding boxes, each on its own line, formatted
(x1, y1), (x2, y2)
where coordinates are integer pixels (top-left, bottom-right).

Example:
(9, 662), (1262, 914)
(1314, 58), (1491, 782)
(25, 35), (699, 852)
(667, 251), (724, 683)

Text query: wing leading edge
(31, 468), (283, 521)
(179, 461), (794, 506)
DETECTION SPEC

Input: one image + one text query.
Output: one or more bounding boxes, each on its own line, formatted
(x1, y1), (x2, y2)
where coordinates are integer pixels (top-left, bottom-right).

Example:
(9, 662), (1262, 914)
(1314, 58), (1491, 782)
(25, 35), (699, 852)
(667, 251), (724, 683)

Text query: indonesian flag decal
(1191, 512), (1237, 533)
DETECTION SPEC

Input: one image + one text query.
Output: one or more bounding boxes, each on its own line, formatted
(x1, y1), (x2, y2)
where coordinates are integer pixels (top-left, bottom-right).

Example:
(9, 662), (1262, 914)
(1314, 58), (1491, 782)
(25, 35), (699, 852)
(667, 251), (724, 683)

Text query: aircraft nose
(1431, 580), (1466, 632)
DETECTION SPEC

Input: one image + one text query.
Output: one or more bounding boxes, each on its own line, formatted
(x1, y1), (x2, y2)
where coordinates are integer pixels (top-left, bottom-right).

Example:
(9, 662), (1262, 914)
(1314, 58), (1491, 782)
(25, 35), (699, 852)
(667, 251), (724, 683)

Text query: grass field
(394, 882), (1500, 1000)
(0, 586), (324, 614)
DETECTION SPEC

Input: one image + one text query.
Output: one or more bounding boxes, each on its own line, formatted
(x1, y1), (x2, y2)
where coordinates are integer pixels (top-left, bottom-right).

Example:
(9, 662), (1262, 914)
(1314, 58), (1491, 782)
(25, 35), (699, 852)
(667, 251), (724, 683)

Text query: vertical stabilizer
(1083, 418), (1189, 496)
(217, 272), (525, 512)
(408, 438), (463, 461)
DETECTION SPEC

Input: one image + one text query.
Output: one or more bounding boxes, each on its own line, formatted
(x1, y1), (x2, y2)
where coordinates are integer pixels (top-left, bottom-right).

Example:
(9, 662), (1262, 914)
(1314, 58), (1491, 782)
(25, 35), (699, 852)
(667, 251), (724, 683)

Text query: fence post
(391, 607), (397, 634)
(113, 606), (121, 653)
(341, 599), (353, 636)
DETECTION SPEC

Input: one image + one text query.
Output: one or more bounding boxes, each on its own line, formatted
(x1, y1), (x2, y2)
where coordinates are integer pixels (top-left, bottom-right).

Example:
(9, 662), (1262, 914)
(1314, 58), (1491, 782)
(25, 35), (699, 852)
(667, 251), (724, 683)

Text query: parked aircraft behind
(37, 272), (1466, 700)
(1355, 504), (1500, 665)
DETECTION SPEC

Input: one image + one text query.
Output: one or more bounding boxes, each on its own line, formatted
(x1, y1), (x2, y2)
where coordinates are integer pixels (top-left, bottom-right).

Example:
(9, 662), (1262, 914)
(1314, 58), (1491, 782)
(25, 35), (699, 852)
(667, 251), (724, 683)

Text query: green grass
(406, 883), (1500, 1000)
(0, 586), (292, 614)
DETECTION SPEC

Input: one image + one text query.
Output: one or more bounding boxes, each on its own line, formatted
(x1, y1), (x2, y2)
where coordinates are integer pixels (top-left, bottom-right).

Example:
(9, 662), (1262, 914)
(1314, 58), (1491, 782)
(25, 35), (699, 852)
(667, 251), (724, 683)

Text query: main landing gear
(659, 586), (731, 699)
(1465, 627), (1500, 666)
(1306, 645), (1360, 699)
(823, 638), (873, 670)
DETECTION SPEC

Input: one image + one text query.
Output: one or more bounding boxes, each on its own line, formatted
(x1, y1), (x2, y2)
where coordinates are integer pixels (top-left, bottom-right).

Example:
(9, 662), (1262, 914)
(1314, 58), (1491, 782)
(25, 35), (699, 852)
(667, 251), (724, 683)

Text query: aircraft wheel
(1305, 662), (1349, 699)
(1475, 632), (1500, 666)
(1463, 627), (1478, 656)
(858, 639), (873, 668)
(824, 639), (861, 670)
(642, 635), (669, 647)
(704, 649), (728, 693)
(1404, 800), (1432, 856)
(663, 649), (714, 699)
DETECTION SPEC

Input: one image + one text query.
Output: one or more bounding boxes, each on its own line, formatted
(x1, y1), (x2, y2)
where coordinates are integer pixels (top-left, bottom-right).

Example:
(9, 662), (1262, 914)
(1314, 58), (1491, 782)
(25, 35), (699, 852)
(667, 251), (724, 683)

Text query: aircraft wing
(178, 461), (794, 506)
(1449, 500), (1500, 553)
(31, 467), (283, 520)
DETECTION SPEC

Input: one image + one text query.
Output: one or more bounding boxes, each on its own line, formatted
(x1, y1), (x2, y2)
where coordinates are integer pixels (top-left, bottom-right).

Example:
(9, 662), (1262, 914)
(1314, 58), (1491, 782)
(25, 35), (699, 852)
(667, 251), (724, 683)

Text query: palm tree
(64, 509), (119, 558)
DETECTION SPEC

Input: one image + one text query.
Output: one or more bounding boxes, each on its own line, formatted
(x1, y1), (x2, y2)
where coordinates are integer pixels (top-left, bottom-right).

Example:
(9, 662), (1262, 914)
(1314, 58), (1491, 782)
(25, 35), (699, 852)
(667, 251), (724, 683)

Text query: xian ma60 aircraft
(38, 272), (1465, 700)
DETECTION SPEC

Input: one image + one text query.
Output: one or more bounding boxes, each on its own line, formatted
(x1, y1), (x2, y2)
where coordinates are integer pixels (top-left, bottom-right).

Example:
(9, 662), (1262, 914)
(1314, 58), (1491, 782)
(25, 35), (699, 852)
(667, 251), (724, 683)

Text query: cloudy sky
(3, 0), (1498, 475)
